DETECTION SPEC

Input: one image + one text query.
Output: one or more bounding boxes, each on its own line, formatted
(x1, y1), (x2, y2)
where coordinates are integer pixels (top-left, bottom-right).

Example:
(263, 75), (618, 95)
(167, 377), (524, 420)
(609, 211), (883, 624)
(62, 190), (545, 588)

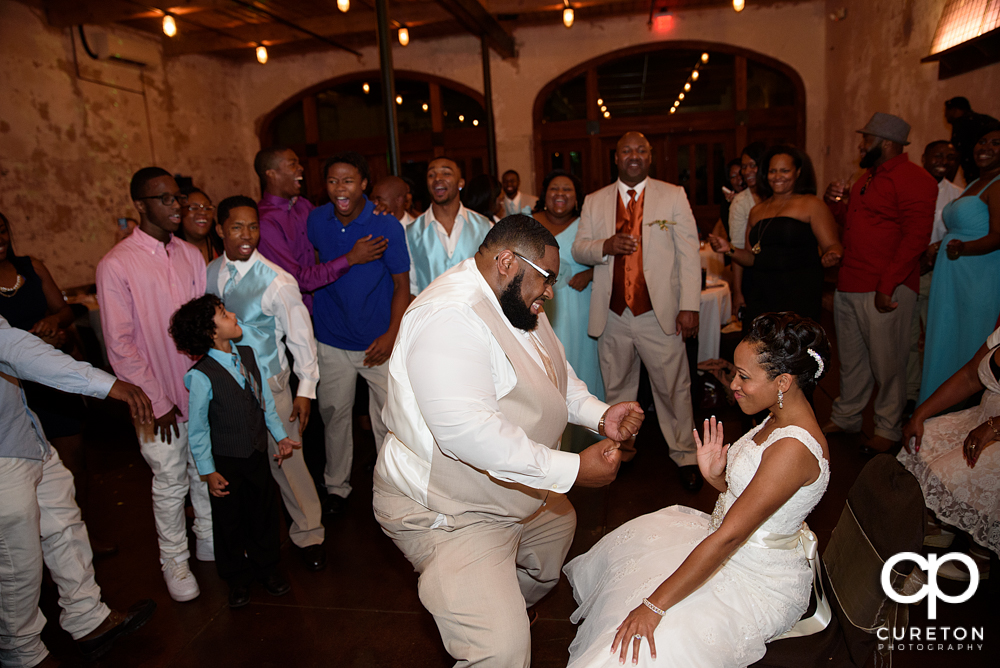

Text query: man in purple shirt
(254, 148), (387, 311)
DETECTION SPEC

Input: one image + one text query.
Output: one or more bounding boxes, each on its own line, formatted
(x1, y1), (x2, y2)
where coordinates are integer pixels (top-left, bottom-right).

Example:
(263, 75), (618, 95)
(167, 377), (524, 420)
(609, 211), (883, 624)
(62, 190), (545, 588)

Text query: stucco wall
(0, 1), (256, 287)
(235, 2), (829, 197)
(823, 0), (1000, 186)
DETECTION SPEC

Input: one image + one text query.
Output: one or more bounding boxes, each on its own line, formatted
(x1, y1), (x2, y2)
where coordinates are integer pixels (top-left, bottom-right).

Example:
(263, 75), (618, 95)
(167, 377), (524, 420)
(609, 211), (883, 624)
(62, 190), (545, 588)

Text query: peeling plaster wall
(823, 0), (1000, 185)
(0, 1), (255, 288)
(235, 1), (829, 197)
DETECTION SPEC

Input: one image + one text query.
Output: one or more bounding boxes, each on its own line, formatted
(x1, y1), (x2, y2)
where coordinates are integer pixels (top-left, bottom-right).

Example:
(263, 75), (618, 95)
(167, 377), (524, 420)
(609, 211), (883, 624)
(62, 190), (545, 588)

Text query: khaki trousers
(373, 477), (576, 667)
(267, 369), (324, 548)
(598, 308), (697, 466)
(316, 343), (389, 498)
(906, 271), (933, 402)
(830, 287), (916, 441)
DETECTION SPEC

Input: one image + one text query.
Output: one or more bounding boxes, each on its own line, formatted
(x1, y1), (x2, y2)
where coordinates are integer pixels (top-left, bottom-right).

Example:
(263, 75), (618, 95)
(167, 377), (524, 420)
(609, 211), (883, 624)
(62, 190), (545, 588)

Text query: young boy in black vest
(169, 294), (299, 608)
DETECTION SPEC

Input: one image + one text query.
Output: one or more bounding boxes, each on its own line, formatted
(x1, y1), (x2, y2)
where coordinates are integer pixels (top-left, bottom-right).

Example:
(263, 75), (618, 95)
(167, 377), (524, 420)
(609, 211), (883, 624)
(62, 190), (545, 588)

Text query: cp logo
(881, 552), (979, 620)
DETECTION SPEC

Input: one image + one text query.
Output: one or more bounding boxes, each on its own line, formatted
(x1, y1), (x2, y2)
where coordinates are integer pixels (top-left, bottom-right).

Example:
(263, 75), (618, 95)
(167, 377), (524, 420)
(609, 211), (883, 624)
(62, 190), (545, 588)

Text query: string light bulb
(473, 119), (479, 126)
(563, 4), (575, 29)
(338, 0), (350, 12)
(398, 27), (409, 46)
(701, 52), (710, 63)
(255, 44), (268, 64)
(603, 110), (610, 118)
(600, 105), (607, 112)
(162, 14), (177, 37)
(733, 0), (745, 12)
(459, 114), (465, 122)
(678, 93), (684, 100)
(597, 98), (604, 105)
(362, 82), (370, 94)
(395, 95), (403, 105)
(421, 102), (429, 112)
(684, 82), (691, 91)
(691, 70), (699, 80)
(669, 107), (676, 114)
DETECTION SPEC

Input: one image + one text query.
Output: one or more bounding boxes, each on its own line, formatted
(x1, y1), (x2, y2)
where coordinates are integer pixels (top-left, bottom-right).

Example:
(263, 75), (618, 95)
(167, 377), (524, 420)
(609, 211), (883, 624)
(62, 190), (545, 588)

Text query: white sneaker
(195, 537), (215, 562)
(162, 558), (201, 602)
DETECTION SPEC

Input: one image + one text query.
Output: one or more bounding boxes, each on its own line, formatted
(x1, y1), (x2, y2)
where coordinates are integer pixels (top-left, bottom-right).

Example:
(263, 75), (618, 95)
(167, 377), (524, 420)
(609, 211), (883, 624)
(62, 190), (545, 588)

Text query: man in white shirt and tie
(501, 170), (538, 216)
(375, 215), (644, 667)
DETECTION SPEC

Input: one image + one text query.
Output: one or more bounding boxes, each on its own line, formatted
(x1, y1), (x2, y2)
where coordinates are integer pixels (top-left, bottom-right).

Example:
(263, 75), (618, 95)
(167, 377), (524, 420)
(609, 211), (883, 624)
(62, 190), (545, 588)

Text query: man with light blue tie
(501, 170), (538, 216)
(205, 195), (327, 572)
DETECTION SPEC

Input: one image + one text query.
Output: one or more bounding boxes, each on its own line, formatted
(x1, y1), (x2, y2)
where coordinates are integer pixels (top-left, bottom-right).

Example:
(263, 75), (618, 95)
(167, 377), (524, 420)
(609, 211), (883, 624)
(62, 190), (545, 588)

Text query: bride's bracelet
(642, 598), (666, 616)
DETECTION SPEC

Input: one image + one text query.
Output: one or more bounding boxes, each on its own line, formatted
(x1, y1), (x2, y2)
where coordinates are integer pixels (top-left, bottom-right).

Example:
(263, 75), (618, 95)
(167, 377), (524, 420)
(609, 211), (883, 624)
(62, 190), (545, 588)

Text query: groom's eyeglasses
(513, 252), (557, 287)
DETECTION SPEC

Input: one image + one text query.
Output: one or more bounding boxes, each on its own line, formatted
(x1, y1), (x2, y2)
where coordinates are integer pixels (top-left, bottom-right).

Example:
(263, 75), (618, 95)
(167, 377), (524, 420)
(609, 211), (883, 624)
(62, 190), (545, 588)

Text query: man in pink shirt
(96, 167), (212, 602)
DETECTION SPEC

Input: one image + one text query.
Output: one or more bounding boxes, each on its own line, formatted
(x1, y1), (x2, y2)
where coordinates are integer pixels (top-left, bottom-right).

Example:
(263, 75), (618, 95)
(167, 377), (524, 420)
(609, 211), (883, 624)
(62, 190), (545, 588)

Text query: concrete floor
(36, 310), (998, 667)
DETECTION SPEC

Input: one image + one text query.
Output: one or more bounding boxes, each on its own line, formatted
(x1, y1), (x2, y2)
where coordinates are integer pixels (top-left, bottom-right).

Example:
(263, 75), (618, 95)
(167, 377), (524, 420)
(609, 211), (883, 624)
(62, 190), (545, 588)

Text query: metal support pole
(375, 0), (401, 175)
(481, 36), (498, 177)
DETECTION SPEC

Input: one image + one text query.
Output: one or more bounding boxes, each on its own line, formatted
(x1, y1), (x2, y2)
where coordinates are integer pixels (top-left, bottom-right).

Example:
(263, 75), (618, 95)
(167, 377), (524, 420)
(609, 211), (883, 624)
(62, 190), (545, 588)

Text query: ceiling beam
(43, 0), (228, 28)
(435, 0), (516, 58)
(163, 5), (449, 56)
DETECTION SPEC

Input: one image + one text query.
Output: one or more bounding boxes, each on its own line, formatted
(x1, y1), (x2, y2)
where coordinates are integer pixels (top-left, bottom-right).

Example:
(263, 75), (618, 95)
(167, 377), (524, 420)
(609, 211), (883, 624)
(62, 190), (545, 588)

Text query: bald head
(372, 176), (410, 221)
(615, 131), (652, 186)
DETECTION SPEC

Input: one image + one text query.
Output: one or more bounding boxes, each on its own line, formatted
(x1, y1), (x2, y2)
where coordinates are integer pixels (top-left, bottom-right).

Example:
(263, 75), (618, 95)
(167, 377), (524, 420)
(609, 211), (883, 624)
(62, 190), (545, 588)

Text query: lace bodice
(711, 417), (829, 536)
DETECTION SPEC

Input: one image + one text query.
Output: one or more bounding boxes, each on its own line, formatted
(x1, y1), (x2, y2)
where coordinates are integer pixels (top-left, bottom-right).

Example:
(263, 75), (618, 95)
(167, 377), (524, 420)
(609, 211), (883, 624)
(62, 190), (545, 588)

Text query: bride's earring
(777, 388), (784, 409)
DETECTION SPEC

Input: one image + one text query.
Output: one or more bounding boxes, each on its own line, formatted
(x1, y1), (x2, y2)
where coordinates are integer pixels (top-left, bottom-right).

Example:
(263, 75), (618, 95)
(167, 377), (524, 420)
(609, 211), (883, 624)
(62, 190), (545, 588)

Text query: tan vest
(419, 295), (569, 524)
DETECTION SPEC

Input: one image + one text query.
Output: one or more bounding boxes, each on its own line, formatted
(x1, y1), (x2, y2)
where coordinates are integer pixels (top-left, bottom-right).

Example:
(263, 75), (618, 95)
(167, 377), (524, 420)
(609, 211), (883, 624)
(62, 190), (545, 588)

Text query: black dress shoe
(262, 573), (291, 597)
(679, 465), (703, 493)
(77, 599), (156, 660)
(300, 544), (327, 572)
(90, 539), (119, 560)
(228, 584), (251, 608)
(322, 494), (349, 516)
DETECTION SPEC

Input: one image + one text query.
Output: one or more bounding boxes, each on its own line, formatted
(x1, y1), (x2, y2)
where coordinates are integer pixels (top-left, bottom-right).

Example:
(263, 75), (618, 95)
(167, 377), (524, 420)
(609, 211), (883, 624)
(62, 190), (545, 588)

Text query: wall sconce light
(733, 0), (745, 12)
(338, 0), (350, 13)
(398, 27), (409, 46)
(162, 14), (177, 37)
(563, 1), (574, 29)
(255, 44), (268, 64)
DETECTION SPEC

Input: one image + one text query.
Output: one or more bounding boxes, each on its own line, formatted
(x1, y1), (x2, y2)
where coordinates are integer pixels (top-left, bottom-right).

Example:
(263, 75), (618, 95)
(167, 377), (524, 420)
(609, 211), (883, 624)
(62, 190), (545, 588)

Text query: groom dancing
(374, 215), (644, 667)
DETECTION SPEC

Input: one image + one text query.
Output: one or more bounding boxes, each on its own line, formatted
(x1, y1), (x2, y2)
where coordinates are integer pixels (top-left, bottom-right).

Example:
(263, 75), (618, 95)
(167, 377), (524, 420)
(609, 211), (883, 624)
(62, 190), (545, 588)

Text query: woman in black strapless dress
(710, 145), (843, 327)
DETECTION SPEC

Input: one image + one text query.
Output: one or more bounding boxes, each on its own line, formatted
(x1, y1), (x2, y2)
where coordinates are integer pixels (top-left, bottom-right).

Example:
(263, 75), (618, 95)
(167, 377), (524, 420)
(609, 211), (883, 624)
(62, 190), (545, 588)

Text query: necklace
(750, 197), (791, 255)
(0, 273), (24, 298)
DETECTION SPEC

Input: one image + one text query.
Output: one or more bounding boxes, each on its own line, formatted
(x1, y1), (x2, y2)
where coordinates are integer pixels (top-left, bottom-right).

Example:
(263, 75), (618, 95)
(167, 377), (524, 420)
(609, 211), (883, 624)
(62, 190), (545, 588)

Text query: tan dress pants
(267, 369), (324, 548)
(373, 475), (576, 667)
(598, 308), (697, 467)
(831, 287), (917, 441)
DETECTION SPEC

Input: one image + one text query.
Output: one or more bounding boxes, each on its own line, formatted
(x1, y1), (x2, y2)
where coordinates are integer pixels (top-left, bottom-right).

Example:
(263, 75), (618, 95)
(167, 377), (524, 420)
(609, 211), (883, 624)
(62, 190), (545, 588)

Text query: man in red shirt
(823, 113), (937, 452)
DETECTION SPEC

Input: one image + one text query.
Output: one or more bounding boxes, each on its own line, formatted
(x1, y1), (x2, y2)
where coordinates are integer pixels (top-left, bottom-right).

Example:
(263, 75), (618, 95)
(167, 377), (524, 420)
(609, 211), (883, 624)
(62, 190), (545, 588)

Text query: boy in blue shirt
(170, 294), (298, 608)
(307, 152), (410, 515)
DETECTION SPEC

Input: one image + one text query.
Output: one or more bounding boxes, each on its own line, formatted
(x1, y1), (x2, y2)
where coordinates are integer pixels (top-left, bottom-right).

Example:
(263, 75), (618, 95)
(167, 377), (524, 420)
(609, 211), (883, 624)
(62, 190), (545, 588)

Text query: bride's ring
(633, 634), (643, 640)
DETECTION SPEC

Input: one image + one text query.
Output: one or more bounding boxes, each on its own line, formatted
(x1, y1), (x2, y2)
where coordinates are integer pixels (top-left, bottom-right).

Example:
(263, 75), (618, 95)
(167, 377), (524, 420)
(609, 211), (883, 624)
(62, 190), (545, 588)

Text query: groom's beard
(500, 271), (539, 331)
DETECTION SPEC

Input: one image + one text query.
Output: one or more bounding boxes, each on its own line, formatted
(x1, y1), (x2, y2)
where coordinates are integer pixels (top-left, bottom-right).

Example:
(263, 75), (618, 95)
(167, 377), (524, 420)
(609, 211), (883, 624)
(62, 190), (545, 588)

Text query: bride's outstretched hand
(611, 604), (660, 664)
(694, 416), (729, 483)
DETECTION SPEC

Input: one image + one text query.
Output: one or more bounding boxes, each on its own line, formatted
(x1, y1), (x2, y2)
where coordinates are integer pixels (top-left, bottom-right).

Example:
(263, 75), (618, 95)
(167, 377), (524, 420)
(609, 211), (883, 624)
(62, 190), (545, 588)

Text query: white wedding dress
(564, 418), (829, 667)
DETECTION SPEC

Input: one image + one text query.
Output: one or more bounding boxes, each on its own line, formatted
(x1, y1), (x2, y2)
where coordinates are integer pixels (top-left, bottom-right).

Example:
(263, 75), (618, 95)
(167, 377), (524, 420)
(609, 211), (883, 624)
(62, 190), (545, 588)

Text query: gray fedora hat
(856, 112), (911, 145)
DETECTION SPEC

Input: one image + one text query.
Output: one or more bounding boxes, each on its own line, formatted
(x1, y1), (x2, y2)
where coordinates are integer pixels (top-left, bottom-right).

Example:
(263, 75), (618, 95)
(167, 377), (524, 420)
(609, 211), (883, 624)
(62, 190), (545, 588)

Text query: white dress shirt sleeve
(262, 276), (320, 398)
(403, 305), (581, 492)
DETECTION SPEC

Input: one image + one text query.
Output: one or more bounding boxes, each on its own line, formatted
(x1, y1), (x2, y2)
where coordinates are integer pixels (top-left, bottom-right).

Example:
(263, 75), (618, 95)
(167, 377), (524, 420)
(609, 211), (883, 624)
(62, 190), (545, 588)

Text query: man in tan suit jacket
(572, 131), (703, 491)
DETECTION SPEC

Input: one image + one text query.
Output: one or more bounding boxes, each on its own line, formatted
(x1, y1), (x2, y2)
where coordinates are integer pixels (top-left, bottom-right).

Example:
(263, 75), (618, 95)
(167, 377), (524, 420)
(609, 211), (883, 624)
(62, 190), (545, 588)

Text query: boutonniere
(647, 220), (676, 230)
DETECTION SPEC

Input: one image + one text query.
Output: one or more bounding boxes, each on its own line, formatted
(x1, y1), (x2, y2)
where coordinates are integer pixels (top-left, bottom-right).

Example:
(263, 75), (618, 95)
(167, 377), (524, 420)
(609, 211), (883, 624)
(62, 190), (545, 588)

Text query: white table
(699, 279), (731, 363)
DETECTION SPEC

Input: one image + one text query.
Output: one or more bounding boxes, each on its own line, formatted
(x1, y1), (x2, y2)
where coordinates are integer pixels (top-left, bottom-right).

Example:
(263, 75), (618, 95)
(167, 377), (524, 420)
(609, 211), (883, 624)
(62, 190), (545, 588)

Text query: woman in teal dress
(532, 170), (604, 404)
(920, 127), (1000, 403)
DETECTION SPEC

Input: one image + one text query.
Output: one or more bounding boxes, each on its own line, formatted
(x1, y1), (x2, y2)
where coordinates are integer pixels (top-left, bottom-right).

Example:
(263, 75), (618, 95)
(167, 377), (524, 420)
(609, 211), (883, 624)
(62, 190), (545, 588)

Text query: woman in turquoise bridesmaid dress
(532, 170), (605, 406)
(920, 128), (1000, 403)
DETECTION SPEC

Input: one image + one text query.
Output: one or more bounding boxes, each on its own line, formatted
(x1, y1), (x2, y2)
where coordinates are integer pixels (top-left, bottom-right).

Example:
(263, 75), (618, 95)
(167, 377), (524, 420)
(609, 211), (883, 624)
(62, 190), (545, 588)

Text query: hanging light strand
(162, 14), (177, 37)
(255, 44), (268, 64)
(562, 0), (575, 29)
(670, 55), (709, 114)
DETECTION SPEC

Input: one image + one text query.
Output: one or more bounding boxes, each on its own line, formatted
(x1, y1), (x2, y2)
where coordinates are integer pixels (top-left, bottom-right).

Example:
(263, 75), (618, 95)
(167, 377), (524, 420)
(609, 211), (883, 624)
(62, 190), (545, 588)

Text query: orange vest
(610, 188), (652, 316)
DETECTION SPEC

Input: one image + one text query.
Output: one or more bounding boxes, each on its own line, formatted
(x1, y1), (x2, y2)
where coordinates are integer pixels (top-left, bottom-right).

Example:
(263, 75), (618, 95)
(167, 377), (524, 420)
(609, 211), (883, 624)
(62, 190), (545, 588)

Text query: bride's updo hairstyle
(743, 312), (830, 392)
